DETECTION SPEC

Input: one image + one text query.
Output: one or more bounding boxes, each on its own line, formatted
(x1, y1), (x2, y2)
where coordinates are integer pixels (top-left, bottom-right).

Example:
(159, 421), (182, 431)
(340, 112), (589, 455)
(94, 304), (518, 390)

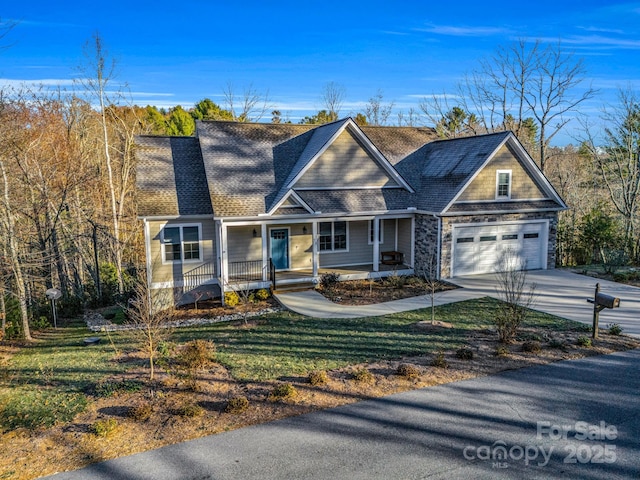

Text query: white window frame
(496, 170), (512, 199)
(368, 219), (384, 245)
(161, 223), (202, 264)
(318, 221), (349, 254)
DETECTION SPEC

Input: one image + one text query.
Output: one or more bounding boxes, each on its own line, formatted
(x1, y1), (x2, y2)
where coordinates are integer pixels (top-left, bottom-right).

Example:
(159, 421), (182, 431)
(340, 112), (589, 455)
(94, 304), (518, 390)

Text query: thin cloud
(538, 34), (640, 49)
(0, 78), (76, 87)
(416, 23), (513, 37)
(577, 25), (625, 34)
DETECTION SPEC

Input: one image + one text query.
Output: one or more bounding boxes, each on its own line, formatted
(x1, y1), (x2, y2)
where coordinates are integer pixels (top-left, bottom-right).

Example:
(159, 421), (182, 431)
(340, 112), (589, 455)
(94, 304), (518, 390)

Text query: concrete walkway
(274, 287), (484, 319)
(275, 269), (640, 337)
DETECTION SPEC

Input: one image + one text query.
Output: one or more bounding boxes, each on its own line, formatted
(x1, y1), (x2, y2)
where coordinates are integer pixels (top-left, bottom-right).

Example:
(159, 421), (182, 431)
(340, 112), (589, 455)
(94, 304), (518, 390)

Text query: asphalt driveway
(45, 349), (640, 480)
(452, 269), (640, 338)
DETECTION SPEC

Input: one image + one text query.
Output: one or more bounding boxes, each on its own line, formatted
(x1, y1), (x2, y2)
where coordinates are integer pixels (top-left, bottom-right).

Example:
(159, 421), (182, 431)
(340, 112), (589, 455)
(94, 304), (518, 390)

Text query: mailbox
(588, 283), (621, 339)
(595, 292), (620, 309)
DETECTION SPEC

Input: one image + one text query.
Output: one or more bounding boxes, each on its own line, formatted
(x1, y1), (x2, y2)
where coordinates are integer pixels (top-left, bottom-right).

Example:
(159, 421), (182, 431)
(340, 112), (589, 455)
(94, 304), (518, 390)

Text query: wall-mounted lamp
(303, 225), (308, 234)
(253, 228), (258, 237)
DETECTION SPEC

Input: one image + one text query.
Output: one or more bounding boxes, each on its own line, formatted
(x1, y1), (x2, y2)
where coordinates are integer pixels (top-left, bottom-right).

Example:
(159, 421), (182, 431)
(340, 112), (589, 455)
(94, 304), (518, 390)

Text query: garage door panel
(452, 222), (545, 276)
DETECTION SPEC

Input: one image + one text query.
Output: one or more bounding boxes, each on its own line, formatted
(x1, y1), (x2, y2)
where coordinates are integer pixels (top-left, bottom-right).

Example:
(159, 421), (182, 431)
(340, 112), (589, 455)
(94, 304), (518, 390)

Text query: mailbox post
(587, 283), (621, 339)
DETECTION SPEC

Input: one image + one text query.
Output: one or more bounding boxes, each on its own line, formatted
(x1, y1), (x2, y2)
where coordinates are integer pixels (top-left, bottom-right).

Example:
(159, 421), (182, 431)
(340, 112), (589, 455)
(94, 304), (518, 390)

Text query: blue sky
(2, 1), (640, 144)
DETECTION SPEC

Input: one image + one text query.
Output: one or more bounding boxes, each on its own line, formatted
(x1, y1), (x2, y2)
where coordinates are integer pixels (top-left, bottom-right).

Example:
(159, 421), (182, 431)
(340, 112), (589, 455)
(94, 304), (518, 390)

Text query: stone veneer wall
(415, 212), (559, 279)
(414, 215), (440, 277)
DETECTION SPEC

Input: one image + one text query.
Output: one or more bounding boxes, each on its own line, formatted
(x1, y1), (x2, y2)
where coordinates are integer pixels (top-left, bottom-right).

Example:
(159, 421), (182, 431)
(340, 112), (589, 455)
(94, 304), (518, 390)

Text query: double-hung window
(319, 221), (348, 252)
(496, 170), (512, 199)
(162, 224), (201, 262)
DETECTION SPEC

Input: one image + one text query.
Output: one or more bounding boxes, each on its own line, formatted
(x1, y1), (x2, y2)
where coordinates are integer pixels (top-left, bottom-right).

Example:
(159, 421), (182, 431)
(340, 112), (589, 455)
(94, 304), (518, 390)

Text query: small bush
(577, 336), (592, 347)
(174, 401), (204, 417)
(225, 396), (249, 414)
(384, 273), (407, 289)
(308, 370), (329, 386)
(396, 364), (421, 379)
(269, 383), (298, 402)
(455, 347), (474, 360)
(181, 340), (215, 370)
(548, 338), (566, 349)
(30, 316), (51, 331)
(431, 351), (448, 368)
(495, 345), (510, 357)
(522, 341), (541, 353)
(608, 323), (623, 336)
(92, 418), (119, 437)
(255, 288), (270, 301)
(320, 272), (341, 290)
(224, 291), (240, 307)
(352, 368), (374, 383)
(128, 403), (153, 422)
(93, 380), (143, 398)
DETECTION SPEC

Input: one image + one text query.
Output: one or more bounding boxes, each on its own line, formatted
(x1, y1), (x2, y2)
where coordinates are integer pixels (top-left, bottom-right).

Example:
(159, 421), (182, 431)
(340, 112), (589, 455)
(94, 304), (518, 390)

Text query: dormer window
(496, 170), (512, 199)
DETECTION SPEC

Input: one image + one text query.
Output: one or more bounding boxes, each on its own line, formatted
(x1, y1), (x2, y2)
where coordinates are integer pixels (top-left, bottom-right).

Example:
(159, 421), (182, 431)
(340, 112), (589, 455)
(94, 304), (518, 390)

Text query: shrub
(396, 364), (421, 379)
(181, 340), (215, 369)
(495, 345), (510, 357)
(384, 273), (407, 289)
(577, 336), (592, 347)
(455, 347), (474, 360)
(92, 418), (119, 437)
(352, 368), (374, 383)
(548, 338), (566, 349)
(174, 401), (204, 417)
(522, 341), (541, 353)
(255, 288), (270, 301)
(308, 370), (329, 386)
(30, 316), (51, 331)
(128, 403), (153, 422)
(224, 291), (240, 307)
(608, 323), (623, 336)
(225, 396), (249, 414)
(93, 380), (143, 398)
(269, 383), (298, 402)
(320, 272), (341, 291)
(431, 351), (448, 368)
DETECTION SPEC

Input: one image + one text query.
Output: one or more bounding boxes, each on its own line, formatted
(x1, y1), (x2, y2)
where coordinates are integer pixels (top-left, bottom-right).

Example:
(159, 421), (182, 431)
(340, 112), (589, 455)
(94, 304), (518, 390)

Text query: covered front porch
(218, 215), (416, 293)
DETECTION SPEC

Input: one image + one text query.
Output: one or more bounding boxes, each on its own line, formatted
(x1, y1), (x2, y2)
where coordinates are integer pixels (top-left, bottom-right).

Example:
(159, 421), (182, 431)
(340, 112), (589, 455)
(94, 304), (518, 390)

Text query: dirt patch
(2, 326), (639, 480)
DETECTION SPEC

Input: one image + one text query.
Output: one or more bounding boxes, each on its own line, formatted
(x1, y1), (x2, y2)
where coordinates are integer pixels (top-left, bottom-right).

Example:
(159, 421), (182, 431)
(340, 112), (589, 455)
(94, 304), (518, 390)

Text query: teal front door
(270, 228), (289, 270)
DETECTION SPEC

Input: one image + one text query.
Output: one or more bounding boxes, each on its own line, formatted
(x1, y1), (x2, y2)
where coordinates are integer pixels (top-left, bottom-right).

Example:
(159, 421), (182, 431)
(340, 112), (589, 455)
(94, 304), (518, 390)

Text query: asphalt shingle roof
(136, 136), (213, 217)
(135, 121), (564, 219)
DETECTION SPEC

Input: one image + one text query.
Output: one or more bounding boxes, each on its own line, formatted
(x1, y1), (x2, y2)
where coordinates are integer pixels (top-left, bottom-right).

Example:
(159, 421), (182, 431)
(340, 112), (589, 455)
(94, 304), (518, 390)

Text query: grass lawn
(0, 297), (587, 432)
(3, 297), (639, 479)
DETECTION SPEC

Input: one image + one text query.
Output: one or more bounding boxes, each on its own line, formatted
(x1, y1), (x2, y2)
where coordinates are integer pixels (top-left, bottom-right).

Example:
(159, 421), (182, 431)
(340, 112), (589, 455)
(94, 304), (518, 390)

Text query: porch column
(312, 221), (318, 277)
(410, 216), (416, 268)
(261, 224), (268, 281)
(373, 217), (380, 272)
(221, 222), (229, 288)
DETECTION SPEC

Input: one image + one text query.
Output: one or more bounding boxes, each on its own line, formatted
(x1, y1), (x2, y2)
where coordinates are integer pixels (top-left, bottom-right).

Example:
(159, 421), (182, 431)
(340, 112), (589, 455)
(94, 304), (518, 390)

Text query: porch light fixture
(253, 228), (257, 237)
(303, 226), (307, 234)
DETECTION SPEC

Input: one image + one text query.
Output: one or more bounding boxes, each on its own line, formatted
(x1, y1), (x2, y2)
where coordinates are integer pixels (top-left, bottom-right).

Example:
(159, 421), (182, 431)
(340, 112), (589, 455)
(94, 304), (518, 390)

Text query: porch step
(272, 281), (316, 294)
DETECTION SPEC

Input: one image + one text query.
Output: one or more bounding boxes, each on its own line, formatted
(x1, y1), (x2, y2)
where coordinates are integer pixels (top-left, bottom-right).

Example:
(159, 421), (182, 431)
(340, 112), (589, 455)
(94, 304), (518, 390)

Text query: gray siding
(148, 219), (216, 286)
(319, 220), (373, 267)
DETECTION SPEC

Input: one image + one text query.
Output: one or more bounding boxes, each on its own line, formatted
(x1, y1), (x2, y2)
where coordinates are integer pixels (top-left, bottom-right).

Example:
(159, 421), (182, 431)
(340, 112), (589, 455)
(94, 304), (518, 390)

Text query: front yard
(1, 297), (638, 479)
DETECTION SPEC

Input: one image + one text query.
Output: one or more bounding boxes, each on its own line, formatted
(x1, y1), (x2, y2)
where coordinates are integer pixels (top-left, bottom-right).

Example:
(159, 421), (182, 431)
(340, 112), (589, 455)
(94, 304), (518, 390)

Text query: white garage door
(452, 222), (545, 276)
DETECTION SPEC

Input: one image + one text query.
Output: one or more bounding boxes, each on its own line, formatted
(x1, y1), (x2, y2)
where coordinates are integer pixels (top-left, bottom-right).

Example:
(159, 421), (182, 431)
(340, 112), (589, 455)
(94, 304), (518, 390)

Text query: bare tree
(75, 33), (126, 293)
(416, 252), (445, 325)
(397, 107), (422, 127)
(494, 251), (537, 343)
(320, 81), (346, 122)
(581, 87), (640, 260)
(423, 39), (596, 171)
(364, 90), (394, 126)
(223, 82), (271, 122)
(125, 279), (174, 381)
